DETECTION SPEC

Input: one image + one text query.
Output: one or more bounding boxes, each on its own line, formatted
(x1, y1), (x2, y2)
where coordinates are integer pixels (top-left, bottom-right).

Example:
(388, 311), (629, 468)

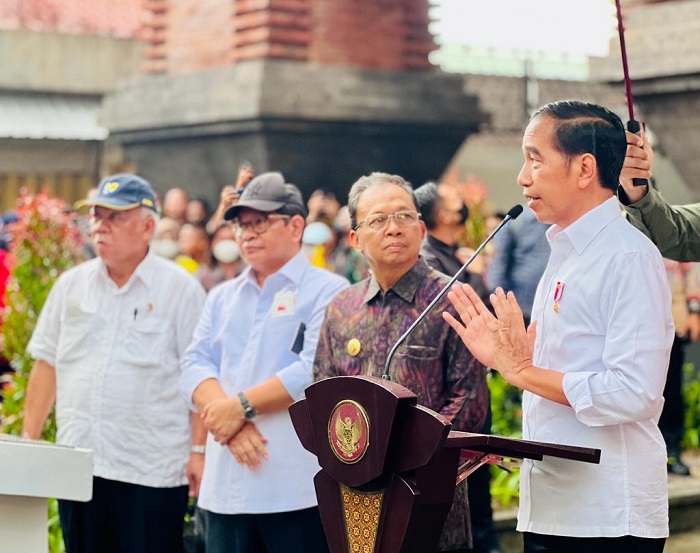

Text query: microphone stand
(381, 204), (524, 380)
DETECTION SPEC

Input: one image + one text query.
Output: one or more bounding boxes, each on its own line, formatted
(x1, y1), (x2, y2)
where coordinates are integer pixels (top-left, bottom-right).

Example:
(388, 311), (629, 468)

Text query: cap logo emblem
(141, 198), (154, 207)
(103, 181), (120, 194)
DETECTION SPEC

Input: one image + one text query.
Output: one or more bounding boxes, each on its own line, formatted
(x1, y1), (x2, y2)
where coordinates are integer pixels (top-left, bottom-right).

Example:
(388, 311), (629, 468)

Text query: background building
(0, 0), (141, 211)
(0, 0), (698, 212)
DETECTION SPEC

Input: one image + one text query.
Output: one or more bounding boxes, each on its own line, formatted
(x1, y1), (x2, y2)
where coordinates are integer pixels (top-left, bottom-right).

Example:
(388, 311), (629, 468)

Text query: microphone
(381, 204), (524, 380)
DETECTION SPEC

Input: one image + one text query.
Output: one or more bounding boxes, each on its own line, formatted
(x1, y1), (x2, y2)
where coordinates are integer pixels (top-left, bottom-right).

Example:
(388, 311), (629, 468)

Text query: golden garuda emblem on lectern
(328, 400), (369, 464)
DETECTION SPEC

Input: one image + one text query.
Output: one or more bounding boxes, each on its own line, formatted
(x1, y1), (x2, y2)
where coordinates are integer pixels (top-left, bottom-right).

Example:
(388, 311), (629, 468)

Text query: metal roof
(0, 92), (108, 140)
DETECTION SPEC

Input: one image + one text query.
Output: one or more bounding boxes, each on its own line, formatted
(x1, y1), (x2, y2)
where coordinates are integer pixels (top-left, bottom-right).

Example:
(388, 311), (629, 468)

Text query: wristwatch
(238, 391), (258, 420)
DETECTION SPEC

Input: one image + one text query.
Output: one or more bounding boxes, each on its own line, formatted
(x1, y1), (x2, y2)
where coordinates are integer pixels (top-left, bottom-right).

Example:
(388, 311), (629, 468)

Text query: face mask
(212, 239), (240, 263)
(151, 238), (179, 260)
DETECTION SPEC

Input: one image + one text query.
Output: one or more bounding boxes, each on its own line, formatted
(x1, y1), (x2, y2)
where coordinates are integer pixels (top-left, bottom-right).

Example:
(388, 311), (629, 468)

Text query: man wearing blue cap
(22, 174), (207, 553)
(180, 172), (349, 553)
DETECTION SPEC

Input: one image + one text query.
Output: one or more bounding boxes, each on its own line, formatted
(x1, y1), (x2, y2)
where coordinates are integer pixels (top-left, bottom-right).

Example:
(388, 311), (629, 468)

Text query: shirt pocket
(120, 317), (171, 369)
(266, 316), (305, 361)
(394, 345), (441, 407)
(57, 302), (97, 364)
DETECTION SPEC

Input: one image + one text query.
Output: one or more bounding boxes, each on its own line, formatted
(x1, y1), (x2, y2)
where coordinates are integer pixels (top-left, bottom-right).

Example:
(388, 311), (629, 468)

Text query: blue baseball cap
(75, 174), (158, 212)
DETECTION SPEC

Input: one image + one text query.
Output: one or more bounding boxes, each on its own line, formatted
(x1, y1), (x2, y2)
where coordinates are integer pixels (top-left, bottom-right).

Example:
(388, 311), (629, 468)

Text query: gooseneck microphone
(381, 204), (524, 380)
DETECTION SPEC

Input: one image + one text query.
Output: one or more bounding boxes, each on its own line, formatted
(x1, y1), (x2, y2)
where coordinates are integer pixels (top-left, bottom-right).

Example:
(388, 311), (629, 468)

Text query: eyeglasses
(354, 210), (421, 231)
(231, 214), (290, 237)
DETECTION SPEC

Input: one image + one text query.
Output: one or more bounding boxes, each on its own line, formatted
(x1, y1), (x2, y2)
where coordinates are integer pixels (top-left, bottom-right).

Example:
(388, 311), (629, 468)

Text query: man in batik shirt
(312, 172), (489, 553)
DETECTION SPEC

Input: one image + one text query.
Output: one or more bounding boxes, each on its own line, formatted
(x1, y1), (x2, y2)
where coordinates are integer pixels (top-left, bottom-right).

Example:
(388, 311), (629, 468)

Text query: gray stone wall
(101, 59), (487, 202)
(0, 30), (141, 94)
(102, 59), (486, 133)
(591, 0), (700, 82)
(589, 0), (700, 195)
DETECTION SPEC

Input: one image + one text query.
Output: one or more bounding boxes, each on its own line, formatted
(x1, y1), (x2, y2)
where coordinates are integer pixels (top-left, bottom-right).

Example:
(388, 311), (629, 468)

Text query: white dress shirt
(518, 197), (674, 538)
(180, 250), (349, 514)
(27, 252), (205, 488)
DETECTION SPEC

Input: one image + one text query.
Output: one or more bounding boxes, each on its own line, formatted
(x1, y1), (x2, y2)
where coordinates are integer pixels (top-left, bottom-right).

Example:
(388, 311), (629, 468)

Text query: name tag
(271, 289), (296, 317)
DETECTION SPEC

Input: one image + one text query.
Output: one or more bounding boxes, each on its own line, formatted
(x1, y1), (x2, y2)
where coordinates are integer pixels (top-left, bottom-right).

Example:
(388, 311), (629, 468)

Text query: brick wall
(142, 0), (435, 74)
(308, 0), (433, 70)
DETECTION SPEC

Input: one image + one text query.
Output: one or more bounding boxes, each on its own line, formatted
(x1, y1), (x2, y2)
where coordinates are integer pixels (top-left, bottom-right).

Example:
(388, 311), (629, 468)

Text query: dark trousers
(523, 532), (665, 553)
(201, 506), (329, 553)
(659, 334), (686, 457)
(58, 476), (188, 553)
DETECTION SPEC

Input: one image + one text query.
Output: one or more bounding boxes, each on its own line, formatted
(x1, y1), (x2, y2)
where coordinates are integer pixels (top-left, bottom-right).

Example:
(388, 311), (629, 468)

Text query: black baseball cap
(224, 172), (307, 220)
(75, 174), (158, 212)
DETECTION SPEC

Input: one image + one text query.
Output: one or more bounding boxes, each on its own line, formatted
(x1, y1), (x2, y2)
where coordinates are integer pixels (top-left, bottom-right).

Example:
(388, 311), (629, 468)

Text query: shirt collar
(546, 196), (622, 255)
(363, 258), (431, 304)
(240, 248), (308, 289)
(425, 233), (457, 254)
(97, 249), (157, 290)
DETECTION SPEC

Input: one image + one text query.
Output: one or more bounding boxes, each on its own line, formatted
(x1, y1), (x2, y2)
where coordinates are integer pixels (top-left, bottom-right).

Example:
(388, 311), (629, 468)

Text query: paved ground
(666, 450), (700, 552)
(666, 530), (700, 553)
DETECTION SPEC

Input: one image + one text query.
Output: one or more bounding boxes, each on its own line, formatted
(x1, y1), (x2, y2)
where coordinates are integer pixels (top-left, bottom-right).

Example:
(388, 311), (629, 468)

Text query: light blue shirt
(180, 250), (349, 514)
(519, 196), (674, 538)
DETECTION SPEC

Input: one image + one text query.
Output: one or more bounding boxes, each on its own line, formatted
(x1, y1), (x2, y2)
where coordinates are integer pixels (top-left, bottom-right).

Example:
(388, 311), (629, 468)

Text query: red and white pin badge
(553, 281), (565, 313)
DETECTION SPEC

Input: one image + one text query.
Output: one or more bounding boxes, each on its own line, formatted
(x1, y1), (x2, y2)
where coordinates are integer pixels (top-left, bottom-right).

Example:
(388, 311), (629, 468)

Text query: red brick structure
(141, 0), (434, 74)
(102, 0), (486, 201)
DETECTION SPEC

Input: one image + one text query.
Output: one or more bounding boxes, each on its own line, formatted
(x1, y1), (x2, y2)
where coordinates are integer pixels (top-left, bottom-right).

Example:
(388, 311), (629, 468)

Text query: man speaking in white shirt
(443, 101), (674, 553)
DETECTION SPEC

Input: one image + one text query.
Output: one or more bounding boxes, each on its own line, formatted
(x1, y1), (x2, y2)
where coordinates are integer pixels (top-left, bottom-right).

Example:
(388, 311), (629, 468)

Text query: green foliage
(47, 496), (65, 553)
(1, 189), (84, 553)
(488, 371), (522, 438)
(683, 362), (700, 449)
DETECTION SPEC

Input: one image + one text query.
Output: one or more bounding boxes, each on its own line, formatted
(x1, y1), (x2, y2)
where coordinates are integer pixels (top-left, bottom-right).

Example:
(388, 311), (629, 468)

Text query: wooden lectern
(290, 375), (600, 553)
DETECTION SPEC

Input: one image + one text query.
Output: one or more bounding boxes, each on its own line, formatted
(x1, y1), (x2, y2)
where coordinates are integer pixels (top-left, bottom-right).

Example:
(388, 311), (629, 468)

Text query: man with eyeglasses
(444, 101), (672, 553)
(22, 174), (207, 553)
(312, 172), (489, 553)
(180, 172), (349, 553)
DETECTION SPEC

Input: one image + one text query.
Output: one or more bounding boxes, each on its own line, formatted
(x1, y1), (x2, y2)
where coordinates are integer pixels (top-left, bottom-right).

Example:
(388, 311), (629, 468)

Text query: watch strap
(238, 391), (257, 419)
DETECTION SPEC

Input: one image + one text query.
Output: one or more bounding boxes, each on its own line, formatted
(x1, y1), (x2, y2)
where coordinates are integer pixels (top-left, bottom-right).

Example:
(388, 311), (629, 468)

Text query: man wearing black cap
(22, 174), (207, 553)
(180, 172), (349, 553)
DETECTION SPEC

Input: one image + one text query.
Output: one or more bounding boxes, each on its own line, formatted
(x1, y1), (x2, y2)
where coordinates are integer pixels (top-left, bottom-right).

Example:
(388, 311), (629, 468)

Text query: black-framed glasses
(231, 214), (290, 237)
(354, 210), (421, 231)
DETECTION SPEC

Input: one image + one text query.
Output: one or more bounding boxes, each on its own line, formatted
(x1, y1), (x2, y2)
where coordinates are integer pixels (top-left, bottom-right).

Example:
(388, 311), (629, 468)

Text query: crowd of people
(0, 99), (699, 553)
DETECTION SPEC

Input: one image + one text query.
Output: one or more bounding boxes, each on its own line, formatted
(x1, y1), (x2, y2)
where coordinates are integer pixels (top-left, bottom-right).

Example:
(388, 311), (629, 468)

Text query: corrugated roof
(0, 93), (108, 140)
